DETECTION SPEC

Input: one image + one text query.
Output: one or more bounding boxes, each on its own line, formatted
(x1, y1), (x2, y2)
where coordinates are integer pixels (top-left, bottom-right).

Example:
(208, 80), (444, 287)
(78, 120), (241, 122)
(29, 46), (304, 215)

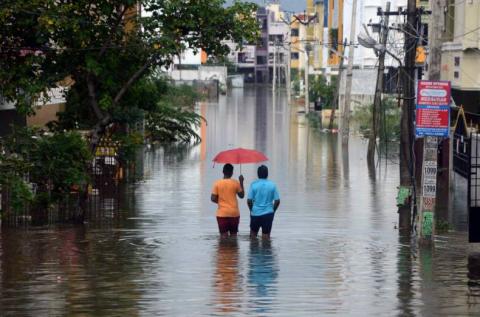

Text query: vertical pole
(418, 136), (438, 241)
(428, 0), (443, 81)
(430, 0), (450, 227)
(305, 48), (309, 114)
(287, 26), (292, 103)
(273, 41), (277, 93)
(341, 0), (358, 145)
(368, 2), (390, 166)
(398, 0), (418, 232)
(329, 39), (347, 130)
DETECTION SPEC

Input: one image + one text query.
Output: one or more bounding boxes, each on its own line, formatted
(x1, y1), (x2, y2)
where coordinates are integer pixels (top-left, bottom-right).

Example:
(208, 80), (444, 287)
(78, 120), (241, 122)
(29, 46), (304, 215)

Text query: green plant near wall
(0, 154), (33, 214)
(309, 75), (336, 109)
(0, 128), (92, 214)
(352, 97), (400, 142)
(31, 132), (91, 197)
(146, 103), (203, 144)
(329, 28), (339, 52)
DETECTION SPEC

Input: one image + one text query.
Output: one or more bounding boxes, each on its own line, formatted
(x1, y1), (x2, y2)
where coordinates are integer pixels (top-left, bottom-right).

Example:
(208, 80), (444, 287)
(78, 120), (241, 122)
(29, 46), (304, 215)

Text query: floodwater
(1, 87), (480, 316)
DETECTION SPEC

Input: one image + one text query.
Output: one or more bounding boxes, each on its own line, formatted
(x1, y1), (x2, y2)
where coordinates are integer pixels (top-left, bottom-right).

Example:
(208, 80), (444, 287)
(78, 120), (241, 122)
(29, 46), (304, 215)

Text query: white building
(267, 5), (291, 84)
(343, 0), (407, 68)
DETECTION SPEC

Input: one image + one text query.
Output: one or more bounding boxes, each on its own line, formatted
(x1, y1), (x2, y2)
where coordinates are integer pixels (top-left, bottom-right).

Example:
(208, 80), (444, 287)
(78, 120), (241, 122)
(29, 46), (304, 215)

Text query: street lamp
(357, 32), (402, 66)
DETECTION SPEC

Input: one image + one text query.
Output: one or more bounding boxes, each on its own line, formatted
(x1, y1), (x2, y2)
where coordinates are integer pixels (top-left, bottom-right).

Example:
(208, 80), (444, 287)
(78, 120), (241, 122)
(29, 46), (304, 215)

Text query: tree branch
(98, 5), (129, 58)
(112, 60), (151, 106)
(86, 74), (104, 120)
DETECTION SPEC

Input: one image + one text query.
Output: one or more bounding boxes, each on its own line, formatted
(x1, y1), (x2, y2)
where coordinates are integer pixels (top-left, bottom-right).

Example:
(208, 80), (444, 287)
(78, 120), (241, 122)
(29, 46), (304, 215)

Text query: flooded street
(1, 87), (480, 316)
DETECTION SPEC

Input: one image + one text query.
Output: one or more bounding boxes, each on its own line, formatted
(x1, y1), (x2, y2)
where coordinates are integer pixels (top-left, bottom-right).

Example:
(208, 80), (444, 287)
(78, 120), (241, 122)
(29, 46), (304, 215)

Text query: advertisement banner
(415, 80), (451, 138)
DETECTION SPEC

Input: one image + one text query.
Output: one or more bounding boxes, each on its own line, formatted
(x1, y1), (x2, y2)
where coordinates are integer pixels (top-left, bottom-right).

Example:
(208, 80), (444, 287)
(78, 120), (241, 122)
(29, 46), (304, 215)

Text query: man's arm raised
(237, 175), (245, 199)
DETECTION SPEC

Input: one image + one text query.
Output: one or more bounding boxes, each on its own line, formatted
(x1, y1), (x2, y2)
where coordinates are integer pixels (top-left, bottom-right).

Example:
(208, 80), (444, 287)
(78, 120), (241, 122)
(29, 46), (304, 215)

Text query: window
(291, 28), (299, 37)
(291, 52), (299, 60)
(238, 52), (247, 63)
(256, 56), (267, 65)
(454, 56), (460, 67)
(260, 18), (267, 31)
(269, 35), (284, 44)
(454, 71), (459, 79)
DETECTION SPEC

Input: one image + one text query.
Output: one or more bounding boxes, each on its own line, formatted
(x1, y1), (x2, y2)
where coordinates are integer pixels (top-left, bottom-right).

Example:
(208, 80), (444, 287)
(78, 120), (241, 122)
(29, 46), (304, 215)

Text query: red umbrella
(213, 148), (268, 167)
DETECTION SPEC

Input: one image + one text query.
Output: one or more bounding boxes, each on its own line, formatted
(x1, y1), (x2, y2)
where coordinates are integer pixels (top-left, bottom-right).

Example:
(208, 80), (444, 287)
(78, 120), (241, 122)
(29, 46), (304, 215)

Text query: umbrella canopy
(213, 148), (268, 165)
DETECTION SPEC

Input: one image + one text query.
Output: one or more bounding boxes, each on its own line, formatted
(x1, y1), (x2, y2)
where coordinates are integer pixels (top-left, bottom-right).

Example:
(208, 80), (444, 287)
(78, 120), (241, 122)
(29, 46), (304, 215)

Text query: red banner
(417, 80), (451, 106)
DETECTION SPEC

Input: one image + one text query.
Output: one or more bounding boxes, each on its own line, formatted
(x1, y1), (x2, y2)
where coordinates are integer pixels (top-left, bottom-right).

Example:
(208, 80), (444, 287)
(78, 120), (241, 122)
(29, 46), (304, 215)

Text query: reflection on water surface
(1, 88), (480, 316)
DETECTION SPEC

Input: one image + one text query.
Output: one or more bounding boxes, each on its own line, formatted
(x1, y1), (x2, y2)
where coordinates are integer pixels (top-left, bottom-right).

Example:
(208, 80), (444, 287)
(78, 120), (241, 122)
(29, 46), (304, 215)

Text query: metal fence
(0, 137), (126, 227)
(453, 130), (480, 242)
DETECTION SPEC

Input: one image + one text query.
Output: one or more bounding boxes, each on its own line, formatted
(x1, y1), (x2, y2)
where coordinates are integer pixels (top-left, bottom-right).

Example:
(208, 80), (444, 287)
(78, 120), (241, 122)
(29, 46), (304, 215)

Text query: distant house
(0, 86), (67, 137)
(0, 97), (25, 137)
(27, 87), (67, 128)
(441, 1), (480, 117)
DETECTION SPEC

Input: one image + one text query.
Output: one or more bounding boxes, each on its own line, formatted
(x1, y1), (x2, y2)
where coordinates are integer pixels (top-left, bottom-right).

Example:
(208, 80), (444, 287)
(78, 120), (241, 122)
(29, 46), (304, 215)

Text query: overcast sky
(226, 0), (306, 12)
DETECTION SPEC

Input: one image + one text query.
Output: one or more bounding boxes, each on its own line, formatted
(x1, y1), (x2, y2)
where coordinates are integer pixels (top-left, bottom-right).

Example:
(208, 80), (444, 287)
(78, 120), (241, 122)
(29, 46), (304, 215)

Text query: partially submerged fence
(0, 137), (127, 227)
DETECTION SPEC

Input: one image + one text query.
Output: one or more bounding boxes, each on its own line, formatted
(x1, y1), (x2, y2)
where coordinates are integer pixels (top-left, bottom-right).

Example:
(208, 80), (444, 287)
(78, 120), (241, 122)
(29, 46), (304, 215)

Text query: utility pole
(367, 2), (391, 166)
(286, 34), (292, 103)
(294, 12), (317, 114)
(329, 39), (347, 130)
(280, 16), (297, 105)
(273, 41), (277, 93)
(305, 43), (311, 114)
(398, 0), (418, 231)
(429, 0), (450, 228)
(341, 0), (358, 145)
(428, 0), (444, 81)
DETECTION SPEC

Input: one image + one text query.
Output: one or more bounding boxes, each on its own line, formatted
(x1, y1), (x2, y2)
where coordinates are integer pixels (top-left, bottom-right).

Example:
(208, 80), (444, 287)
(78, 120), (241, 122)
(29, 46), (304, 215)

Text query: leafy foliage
(352, 98), (400, 141)
(0, 128), (91, 213)
(0, 0), (259, 146)
(309, 75), (336, 109)
(31, 132), (91, 195)
(145, 81), (203, 144)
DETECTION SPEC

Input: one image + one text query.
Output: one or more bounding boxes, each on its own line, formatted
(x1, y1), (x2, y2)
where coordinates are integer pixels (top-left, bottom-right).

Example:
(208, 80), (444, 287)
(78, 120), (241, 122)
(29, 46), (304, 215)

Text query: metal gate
(453, 108), (480, 242)
(469, 134), (480, 242)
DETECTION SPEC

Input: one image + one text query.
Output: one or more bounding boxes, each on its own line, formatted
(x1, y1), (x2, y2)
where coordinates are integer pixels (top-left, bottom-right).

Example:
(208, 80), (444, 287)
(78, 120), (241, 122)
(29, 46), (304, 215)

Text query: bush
(352, 97), (400, 142)
(0, 128), (91, 212)
(309, 75), (336, 109)
(145, 80), (204, 144)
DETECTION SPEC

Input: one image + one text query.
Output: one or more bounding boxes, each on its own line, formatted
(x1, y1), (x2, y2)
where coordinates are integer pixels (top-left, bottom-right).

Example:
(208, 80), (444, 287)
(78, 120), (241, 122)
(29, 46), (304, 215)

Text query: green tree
(0, 0), (259, 148)
(352, 97), (400, 142)
(309, 75), (336, 109)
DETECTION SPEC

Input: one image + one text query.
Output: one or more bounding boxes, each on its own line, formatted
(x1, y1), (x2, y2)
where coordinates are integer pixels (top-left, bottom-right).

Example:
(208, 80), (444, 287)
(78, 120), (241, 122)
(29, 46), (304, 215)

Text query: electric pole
(280, 15), (297, 105)
(429, 0), (450, 228)
(305, 42), (311, 114)
(341, 0), (358, 145)
(329, 39), (347, 130)
(286, 36), (291, 102)
(294, 12), (318, 114)
(367, 2), (391, 166)
(273, 40), (277, 93)
(398, 0), (418, 231)
(428, 0), (444, 81)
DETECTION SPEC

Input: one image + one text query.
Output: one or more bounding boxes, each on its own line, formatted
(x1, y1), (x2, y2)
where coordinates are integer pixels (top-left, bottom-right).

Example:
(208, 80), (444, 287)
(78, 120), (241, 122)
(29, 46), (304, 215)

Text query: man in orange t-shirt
(211, 163), (245, 237)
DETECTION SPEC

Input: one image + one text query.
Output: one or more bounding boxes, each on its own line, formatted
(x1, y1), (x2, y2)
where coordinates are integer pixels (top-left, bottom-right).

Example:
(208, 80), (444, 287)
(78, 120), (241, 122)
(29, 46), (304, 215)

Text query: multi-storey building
(290, 1), (325, 77)
(327, 0), (344, 67)
(441, 0), (480, 112)
(267, 3), (290, 84)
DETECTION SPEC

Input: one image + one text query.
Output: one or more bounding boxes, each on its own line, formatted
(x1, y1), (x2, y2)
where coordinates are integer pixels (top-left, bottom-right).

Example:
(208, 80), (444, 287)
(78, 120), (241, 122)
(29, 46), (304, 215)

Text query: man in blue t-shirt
(247, 165), (280, 239)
